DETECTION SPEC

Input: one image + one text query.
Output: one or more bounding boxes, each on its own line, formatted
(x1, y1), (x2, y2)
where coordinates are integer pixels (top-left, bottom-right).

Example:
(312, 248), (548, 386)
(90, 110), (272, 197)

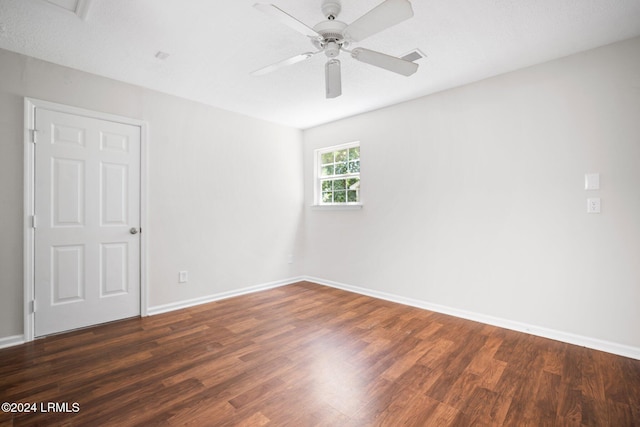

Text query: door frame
(23, 98), (149, 342)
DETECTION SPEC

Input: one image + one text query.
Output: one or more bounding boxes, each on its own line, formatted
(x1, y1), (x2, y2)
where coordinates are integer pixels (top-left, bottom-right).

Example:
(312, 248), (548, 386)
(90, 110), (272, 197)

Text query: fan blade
(251, 52), (318, 76)
(254, 3), (321, 38)
(344, 0), (413, 42)
(325, 59), (342, 99)
(351, 47), (418, 76)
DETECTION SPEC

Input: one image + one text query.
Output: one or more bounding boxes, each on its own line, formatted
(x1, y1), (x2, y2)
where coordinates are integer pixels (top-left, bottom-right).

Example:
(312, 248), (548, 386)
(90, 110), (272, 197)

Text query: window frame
(313, 141), (362, 208)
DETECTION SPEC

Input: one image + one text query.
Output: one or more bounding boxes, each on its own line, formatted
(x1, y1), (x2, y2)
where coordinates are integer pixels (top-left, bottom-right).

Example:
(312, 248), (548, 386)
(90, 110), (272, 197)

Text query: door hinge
(31, 300), (37, 313)
(30, 129), (39, 143)
(31, 214), (37, 229)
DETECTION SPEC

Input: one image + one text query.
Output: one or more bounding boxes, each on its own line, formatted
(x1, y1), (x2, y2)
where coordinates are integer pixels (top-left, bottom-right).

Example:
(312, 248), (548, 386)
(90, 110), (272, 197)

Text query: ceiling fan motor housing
(313, 20), (349, 55)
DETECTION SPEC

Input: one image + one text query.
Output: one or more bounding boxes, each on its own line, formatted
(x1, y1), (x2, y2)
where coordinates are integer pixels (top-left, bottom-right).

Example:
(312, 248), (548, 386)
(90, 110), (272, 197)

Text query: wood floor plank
(454, 386), (499, 425)
(425, 401), (460, 426)
(1, 281), (639, 426)
(625, 357), (640, 422)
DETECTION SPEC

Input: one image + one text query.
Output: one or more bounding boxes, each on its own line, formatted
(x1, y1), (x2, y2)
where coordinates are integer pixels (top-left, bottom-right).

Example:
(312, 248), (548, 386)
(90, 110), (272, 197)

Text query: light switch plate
(585, 173), (600, 190)
(179, 271), (188, 283)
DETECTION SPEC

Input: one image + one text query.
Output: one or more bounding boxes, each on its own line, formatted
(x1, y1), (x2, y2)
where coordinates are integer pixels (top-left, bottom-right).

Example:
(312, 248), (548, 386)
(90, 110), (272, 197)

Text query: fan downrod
(321, 0), (341, 20)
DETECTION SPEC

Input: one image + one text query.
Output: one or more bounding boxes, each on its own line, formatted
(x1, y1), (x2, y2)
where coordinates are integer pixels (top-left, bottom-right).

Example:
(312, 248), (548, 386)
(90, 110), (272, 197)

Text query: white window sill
(311, 204), (363, 211)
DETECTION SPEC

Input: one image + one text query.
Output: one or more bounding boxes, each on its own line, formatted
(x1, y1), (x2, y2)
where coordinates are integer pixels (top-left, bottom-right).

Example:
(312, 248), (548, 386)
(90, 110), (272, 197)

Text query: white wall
(0, 49), (304, 339)
(303, 37), (640, 351)
(2, 36), (639, 356)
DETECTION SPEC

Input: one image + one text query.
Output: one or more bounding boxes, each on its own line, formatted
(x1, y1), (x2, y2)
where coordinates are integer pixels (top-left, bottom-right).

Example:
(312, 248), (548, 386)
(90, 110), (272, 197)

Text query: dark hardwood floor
(1, 281), (639, 426)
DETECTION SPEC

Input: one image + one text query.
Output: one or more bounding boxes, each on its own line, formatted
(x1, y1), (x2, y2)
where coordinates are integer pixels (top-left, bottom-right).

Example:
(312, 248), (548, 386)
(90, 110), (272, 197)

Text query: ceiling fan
(252, 0), (420, 98)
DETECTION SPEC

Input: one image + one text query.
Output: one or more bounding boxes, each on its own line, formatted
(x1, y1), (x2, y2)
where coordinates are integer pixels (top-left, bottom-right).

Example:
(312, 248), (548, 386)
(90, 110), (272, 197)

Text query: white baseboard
(147, 276), (304, 316)
(304, 276), (640, 361)
(3, 276), (637, 361)
(0, 334), (25, 350)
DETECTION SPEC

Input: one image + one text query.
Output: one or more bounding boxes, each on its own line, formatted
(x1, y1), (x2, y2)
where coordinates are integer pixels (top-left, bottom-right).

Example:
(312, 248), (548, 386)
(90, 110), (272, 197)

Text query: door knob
(130, 227), (139, 235)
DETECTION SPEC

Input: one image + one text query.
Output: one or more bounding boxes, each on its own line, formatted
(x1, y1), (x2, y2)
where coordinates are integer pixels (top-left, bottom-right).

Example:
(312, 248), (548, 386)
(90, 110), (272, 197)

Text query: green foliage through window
(317, 142), (360, 204)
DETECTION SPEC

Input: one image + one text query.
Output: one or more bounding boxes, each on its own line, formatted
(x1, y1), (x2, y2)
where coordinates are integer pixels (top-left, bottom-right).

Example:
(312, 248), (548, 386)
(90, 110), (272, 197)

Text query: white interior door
(34, 107), (141, 337)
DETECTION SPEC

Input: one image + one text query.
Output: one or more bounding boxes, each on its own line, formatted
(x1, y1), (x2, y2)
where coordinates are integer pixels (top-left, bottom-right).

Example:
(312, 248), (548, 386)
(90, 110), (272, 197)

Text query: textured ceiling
(1, 0), (639, 129)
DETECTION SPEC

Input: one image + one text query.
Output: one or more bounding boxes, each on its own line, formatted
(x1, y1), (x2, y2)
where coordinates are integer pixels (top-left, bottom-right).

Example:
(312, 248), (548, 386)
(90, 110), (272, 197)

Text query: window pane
(349, 147), (360, 160)
(322, 192), (333, 203)
(321, 152), (334, 164)
(347, 190), (358, 202)
(321, 180), (332, 191)
(347, 178), (360, 189)
(348, 160), (360, 173)
(334, 179), (346, 190)
(334, 191), (346, 202)
(321, 165), (334, 176)
(335, 163), (347, 175)
(336, 149), (348, 162)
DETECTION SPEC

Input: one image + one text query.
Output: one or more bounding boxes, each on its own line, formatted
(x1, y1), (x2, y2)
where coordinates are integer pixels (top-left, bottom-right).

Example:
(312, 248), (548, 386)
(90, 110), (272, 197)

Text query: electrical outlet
(179, 271), (188, 283)
(287, 254), (294, 264)
(587, 198), (601, 214)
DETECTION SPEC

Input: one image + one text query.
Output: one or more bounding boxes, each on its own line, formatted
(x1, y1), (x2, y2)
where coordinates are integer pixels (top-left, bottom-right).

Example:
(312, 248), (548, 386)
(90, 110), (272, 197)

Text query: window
(315, 142), (360, 205)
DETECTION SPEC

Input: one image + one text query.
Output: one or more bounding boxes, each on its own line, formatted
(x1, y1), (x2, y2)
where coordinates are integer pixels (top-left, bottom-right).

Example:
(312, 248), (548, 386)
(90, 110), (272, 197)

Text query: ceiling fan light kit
(253, 0), (420, 99)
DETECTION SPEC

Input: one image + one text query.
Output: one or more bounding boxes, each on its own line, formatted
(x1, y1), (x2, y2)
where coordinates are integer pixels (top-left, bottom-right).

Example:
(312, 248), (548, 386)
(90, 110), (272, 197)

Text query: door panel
(34, 108), (141, 337)
(51, 244), (85, 303)
(101, 162), (129, 225)
(100, 243), (128, 296)
(52, 158), (85, 227)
